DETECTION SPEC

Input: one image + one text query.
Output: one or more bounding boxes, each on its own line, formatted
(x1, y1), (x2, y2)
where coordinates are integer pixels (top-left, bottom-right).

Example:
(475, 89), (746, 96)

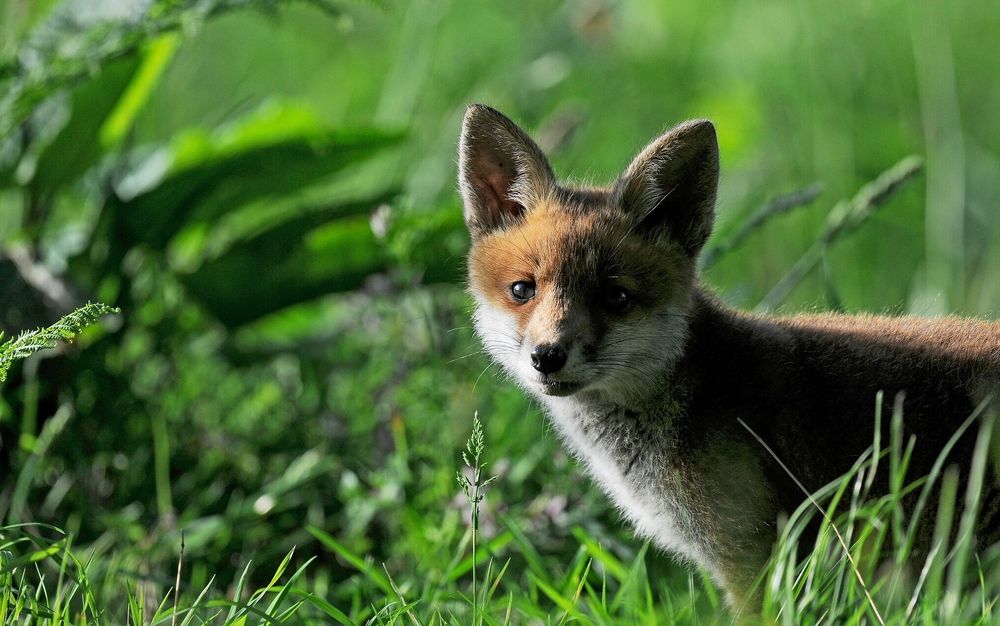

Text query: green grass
(1, 401), (997, 625)
(751, 397), (999, 625)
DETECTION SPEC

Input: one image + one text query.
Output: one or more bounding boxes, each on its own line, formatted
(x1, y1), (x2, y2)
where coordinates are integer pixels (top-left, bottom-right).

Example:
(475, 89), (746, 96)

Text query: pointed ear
(459, 104), (556, 239)
(613, 119), (719, 255)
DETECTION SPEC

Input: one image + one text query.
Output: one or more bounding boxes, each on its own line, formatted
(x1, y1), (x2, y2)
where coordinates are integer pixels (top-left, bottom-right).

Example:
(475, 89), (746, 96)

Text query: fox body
(458, 104), (1000, 605)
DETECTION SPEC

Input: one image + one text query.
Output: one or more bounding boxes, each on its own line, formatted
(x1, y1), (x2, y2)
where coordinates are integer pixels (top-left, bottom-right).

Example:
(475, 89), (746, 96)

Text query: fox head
(460, 104), (719, 401)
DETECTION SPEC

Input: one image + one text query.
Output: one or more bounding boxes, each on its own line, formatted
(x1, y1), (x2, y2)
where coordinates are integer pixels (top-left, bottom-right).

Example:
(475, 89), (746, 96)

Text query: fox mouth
(538, 377), (583, 396)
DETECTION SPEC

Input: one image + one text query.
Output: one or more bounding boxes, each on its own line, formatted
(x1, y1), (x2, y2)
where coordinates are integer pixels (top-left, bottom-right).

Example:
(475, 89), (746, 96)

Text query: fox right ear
(613, 119), (720, 256)
(459, 105), (555, 239)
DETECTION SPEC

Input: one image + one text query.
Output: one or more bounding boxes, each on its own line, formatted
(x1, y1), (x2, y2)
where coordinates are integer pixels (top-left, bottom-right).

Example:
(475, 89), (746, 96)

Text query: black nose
(531, 344), (567, 374)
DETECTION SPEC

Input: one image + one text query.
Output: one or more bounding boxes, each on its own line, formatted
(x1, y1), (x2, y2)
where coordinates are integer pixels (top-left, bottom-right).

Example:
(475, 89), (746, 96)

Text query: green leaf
(27, 56), (140, 198)
(290, 590), (356, 625)
(445, 531), (515, 582)
(0, 544), (62, 574)
(179, 193), (394, 327)
(386, 202), (467, 285)
(306, 525), (394, 596)
(109, 101), (403, 250)
(528, 572), (587, 622)
(99, 33), (180, 148)
(570, 527), (627, 583)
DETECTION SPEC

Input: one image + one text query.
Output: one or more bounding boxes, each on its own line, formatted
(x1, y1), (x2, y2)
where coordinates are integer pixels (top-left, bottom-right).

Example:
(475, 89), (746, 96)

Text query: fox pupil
(605, 287), (630, 311)
(510, 280), (535, 302)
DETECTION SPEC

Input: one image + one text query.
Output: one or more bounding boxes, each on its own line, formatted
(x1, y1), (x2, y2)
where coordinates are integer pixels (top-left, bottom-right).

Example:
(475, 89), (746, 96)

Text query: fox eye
(510, 280), (536, 303)
(604, 287), (631, 312)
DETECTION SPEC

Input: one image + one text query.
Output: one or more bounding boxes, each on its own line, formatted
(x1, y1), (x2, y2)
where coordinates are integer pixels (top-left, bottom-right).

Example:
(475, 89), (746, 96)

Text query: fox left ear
(459, 104), (556, 239)
(613, 119), (719, 256)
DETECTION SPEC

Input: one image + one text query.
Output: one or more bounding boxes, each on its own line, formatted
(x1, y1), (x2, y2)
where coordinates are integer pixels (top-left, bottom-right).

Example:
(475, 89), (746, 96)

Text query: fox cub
(458, 104), (1000, 606)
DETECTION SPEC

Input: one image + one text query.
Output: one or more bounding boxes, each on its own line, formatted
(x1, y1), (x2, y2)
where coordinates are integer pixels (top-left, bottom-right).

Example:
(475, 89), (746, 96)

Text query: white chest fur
(541, 395), (715, 575)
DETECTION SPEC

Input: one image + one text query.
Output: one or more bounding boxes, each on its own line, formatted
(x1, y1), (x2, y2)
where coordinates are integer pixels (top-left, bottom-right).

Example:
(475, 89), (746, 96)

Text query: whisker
(448, 351), (489, 364)
(473, 361), (497, 392)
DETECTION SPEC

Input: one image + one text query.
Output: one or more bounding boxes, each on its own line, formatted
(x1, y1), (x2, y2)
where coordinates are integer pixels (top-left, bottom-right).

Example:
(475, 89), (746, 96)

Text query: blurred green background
(1, 0), (999, 618)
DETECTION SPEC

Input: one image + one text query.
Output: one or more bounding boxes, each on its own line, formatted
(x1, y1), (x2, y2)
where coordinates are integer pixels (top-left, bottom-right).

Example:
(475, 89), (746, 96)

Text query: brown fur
(459, 104), (1000, 608)
(468, 200), (693, 348)
(681, 289), (1000, 544)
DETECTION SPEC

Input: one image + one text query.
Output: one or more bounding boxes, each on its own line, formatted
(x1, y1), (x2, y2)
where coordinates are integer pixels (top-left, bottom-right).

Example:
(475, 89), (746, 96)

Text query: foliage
(754, 398), (999, 625)
(0, 524), (327, 625)
(0, 302), (117, 383)
(456, 412), (498, 624)
(0, 0), (345, 139)
(2, 407), (997, 624)
(0, 0), (998, 624)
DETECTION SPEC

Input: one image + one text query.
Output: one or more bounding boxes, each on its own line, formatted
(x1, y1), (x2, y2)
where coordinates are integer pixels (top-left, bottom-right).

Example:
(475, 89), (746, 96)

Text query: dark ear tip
(463, 103), (505, 128)
(674, 118), (717, 144)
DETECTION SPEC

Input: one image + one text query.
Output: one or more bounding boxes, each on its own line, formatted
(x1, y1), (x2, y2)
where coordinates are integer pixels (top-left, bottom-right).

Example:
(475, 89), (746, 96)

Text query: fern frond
(0, 302), (119, 383)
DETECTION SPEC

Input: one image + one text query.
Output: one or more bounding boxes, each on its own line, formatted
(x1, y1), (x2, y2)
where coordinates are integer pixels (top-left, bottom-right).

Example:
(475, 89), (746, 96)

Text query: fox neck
(530, 289), (765, 594)
(536, 346), (715, 578)
(538, 378), (688, 477)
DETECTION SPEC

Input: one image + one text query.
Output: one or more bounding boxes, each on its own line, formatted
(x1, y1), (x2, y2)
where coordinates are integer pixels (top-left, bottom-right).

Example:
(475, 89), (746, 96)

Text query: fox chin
(458, 103), (1000, 610)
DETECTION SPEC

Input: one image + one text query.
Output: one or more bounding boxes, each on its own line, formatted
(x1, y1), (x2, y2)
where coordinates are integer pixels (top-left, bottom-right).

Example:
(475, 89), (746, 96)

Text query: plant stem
(472, 477), (479, 623)
(756, 156), (922, 312)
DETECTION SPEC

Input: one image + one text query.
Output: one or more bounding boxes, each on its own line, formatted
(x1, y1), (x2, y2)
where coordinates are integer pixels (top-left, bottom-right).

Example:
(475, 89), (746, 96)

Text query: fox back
(458, 104), (1000, 608)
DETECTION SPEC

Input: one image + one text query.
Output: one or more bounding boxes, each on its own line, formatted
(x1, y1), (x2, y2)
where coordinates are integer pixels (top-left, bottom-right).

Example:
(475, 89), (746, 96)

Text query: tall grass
(455, 411), (498, 624)
(754, 395), (998, 625)
(0, 528), (335, 626)
(2, 403), (996, 625)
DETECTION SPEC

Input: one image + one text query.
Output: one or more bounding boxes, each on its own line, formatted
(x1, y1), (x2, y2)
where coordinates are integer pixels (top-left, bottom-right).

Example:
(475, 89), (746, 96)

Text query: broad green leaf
(108, 101), (402, 249)
(27, 56), (140, 198)
(19, 28), (179, 201)
(179, 195), (393, 326)
(99, 33), (180, 147)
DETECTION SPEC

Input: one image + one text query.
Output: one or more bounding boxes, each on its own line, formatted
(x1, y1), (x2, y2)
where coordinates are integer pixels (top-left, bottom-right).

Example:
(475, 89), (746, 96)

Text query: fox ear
(459, 104), (556, 239)
(613, 119), (719, 255)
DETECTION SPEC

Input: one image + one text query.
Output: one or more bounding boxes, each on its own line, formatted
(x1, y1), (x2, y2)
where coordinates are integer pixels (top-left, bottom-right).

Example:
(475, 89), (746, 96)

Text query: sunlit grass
(2, 402), (996, 625)
(753, 395), (998, 625)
